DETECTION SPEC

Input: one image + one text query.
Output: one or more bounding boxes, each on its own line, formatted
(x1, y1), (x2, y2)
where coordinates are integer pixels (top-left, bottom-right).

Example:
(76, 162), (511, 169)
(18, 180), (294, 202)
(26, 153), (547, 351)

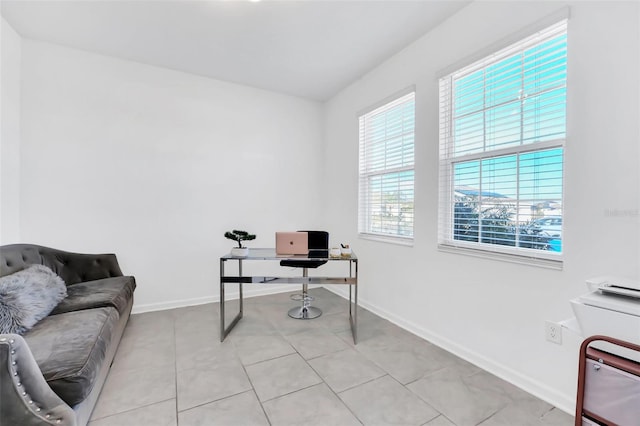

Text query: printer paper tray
(599, 285), (640, 299)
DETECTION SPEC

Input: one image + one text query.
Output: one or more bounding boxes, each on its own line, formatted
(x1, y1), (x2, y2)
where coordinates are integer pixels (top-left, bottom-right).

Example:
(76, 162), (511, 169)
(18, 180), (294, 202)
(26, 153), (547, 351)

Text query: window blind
(438, 20), (567, 263)
(359, 91), (415, 240)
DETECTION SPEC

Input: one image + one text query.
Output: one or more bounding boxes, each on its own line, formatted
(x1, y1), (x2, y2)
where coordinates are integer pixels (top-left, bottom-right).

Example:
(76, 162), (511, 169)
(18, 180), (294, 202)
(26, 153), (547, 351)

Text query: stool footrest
(290, 294), (314, 302)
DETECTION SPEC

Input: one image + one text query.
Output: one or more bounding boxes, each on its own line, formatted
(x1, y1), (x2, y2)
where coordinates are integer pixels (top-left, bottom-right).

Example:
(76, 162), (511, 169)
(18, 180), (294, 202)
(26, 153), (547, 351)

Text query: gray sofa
(0, 244), (136, 426)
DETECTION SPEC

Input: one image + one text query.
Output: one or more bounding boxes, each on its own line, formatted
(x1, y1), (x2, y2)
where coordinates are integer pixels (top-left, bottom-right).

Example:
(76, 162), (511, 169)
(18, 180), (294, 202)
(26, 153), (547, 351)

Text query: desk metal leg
(220, 259), (243, 342)
(349, 259), (358, 344)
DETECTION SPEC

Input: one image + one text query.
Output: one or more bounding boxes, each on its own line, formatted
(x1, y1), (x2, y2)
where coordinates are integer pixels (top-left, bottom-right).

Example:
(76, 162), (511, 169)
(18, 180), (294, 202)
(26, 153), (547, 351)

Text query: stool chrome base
(287, 269), (322, 320)
(288, 305), (322, 320)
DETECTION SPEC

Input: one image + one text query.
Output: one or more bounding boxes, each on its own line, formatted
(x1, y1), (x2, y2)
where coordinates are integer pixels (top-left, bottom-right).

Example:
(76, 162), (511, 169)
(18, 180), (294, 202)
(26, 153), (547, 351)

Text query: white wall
(19, 40), (325, 311)
(322, 0), (639, 413)
(0, 18), (22, 244)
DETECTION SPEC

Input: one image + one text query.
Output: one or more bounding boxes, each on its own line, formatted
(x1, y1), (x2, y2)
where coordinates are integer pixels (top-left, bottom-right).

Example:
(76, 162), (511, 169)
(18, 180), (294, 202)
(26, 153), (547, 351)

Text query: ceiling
(1, 0), (470, 102)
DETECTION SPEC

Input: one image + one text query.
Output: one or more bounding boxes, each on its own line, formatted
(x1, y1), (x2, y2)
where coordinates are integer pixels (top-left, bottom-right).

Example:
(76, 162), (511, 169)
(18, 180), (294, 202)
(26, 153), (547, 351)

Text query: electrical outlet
(545, 321), (562, 344)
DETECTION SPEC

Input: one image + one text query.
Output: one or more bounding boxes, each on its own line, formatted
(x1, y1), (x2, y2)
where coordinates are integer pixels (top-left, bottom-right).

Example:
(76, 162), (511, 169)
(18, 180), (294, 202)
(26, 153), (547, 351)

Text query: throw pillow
(0, 264), (67, 334)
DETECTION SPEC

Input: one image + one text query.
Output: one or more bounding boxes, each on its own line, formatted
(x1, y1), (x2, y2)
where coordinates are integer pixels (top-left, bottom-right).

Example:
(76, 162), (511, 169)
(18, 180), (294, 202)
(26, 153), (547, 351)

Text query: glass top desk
(220, 248), (358, 344)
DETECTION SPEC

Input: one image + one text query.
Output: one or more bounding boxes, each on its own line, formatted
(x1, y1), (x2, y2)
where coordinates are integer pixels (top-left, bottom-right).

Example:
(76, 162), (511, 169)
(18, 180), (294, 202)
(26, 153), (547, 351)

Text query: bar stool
(280, 231), (328, 319)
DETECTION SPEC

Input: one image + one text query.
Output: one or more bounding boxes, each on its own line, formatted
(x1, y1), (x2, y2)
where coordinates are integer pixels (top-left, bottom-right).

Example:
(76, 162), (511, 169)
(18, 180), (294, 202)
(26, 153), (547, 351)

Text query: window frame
(358, 88), (416, 245)
(437, 20), (567, 268)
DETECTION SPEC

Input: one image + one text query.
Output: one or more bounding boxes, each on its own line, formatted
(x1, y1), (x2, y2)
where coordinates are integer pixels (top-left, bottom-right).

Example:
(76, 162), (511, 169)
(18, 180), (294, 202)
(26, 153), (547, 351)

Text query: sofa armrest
(0, 334), (76, 426)
(1, 244), (124, 285)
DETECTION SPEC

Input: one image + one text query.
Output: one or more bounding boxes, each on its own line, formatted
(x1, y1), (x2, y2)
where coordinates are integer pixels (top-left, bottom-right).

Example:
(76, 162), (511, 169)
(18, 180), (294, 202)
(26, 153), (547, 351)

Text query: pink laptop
(276, 232), (309, 255)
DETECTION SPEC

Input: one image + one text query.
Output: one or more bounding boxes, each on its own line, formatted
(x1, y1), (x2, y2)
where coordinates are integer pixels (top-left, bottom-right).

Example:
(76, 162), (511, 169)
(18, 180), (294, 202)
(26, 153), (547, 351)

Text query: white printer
(571, 276), (640, 361)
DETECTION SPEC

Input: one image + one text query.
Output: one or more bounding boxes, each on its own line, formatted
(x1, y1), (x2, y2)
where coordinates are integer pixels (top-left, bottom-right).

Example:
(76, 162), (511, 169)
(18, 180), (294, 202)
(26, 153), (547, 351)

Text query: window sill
(438, 243), (563, 270)
(359, 233), (414, 247)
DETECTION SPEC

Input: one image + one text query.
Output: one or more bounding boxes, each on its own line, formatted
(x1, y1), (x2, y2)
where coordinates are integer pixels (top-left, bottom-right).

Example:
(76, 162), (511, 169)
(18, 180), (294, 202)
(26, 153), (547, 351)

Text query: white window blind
(359, 91), (415, 241)
(438, 20), (567, 265)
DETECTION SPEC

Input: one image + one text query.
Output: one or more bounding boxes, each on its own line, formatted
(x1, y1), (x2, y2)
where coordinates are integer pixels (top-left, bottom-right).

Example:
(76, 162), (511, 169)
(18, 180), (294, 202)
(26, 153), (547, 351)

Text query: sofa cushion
(51, 276), (136, 316)
(0, 265), (67, 334)
(24, 307), (119, 407)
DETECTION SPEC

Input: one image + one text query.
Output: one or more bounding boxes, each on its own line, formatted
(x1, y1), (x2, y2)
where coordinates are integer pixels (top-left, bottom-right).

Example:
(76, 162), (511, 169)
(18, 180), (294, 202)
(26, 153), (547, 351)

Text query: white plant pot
(231, 247), (249, 257)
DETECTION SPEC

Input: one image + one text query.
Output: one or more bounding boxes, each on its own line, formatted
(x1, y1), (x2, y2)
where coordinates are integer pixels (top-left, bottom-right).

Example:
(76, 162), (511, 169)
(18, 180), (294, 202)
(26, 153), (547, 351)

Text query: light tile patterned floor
(89, 288), (574, 426)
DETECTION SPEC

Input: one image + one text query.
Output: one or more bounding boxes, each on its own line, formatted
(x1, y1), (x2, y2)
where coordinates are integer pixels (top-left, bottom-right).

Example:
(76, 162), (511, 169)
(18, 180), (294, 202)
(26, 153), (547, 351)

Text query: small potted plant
(224, 230), (256, 257)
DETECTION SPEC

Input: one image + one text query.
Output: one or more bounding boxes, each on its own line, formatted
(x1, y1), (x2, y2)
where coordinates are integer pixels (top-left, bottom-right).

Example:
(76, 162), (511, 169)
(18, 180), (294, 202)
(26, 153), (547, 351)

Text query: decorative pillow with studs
(0, 265), (67, 334)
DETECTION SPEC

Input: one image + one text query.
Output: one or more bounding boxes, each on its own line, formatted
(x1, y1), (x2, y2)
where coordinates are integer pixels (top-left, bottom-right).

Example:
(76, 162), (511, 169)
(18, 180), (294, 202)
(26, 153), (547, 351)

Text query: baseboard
(131, 284), (297, 314)
(324, 286), (576, 416)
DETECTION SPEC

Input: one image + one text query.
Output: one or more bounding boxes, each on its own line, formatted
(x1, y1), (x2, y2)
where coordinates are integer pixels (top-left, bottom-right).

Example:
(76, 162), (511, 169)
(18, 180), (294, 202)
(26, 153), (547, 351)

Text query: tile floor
(88, 288), (574, 426)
